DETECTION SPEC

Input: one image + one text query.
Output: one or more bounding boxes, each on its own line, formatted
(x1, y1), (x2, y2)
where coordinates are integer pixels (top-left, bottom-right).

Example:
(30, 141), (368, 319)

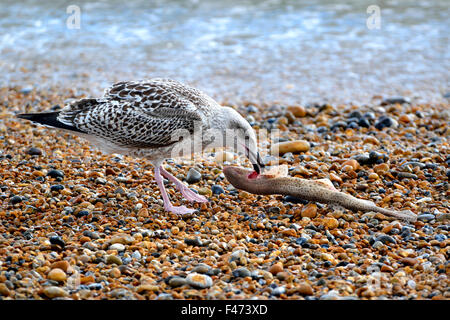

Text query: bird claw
(180, 188), (208, 203)
(165, 205), (197, 215)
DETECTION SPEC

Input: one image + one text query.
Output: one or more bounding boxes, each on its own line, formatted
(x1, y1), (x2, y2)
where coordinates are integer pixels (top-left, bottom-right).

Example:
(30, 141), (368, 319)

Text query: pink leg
(154, 166), (196, 215)
(160, 167), (208, 203)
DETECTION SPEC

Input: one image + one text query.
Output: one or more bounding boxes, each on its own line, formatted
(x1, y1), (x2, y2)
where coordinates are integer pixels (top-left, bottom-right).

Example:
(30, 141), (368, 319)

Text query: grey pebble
(168, 276), (187, 288)
(186, 168), (202, 183)
(232, 267), (251, 278)
(375, 235), (396, 244)
(417, 214), (435, 222)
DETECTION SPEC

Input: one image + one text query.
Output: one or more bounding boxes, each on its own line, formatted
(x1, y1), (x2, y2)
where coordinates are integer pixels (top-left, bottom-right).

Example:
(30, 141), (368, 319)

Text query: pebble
(342, 159), (360, 171)
(47, 268), (67, 282)
(109, 267), (121, 278)
(372, 241), (384, 249)
(417, 214), (435, 222)
(375, 116), (398, 130)
(323, 217), (339, 229)
(375, 235), (397, 245)
(43, 286), (69, 299)
(106, 255), (122, 265)
(50, 184), (64, 192)
(301, 203), (317, 218)
(109, 243), (125, 251)
(192, 264), (212, 274)
(184, 237), (203, 246)
(397, 172), (418, 179)
(197, 187), (212, 196)
(381, 97), (410, 105)
(25, 147), (42, 156)
(186, 168), (202, 183)
(50, 261), (70, 273)
(287, 105), (307, 117)
(297, 282), (314, 296)
(231, 267), (251, 278)
(10, 195), (23, 205)
(47, 169), (64, 179)
(211, 185), (225, 195)
(214, 151), (234, 163)
(399, 258), (418, 266)
(271, 286), (286, 296)
(269, 263), (283, 275)
(186, 273), (213, 289)
(271, 140), (310, 155)
(168, 276), (187, 288)
(110, 234), (134, 245)
(49, 235), (65, 248)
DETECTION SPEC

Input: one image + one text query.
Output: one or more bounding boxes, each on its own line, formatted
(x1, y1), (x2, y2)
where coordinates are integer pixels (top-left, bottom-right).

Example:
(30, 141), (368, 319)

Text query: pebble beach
(0, 86), (448, 300)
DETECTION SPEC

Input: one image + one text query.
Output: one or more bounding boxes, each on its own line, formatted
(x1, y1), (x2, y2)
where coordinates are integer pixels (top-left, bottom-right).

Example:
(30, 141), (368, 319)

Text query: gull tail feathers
(16, 112), (84, 133)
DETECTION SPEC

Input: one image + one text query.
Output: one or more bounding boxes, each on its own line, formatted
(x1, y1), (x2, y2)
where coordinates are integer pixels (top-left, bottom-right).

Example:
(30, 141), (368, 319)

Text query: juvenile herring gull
(18, 78), (264, 215)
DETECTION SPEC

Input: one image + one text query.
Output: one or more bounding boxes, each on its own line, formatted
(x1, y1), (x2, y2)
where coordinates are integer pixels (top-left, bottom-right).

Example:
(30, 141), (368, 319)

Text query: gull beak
(252, 151), (265, 174)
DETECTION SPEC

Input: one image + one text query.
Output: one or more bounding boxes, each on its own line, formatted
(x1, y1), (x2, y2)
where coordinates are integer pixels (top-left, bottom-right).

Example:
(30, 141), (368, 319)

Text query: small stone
(136, 284), (159, 293)
(246, 105), (258, 113)
(109, 243), (125, 251)
(197, 187), (212, 197)
(368, 173), (380, 180)
(110, 234), (134, 245)
(375, 116), (398, 130)
(297, 282), (314, 296)
(375, 235), (396, 245)
(47, 268), (67, 282)
(229, 249), (247, 265)
(47, 169), (64, 179)
(397, 172), (418, 179)
(192, 264), (212, 274)
(186, 168), (202, 183)
(106, 255), (122, 265)
(436, 213), (450, 222)
(214, 151), (234, 163)
(10, 195), (23, 205)
(399, 258), (418, 266)
(50, 261), (70, 273)
(49, 235), (65, 248)
(272, 286), (286, 296)
(417, 214), (435, 222)
(380, 97), (410, 105)
(114, 187), (127, 195)
(271, 140), (310, 155)
(373, 163), (389, 174)
(287, 105), (307, 117)
(50, 184), (65, 192)
(301, 203), (317, 218)
(186, 273), (213, 289)
(358, 117), (371, 128)
(211, 185), (224, 195)
(399, 114), (412, 123)
(372, 241), (384, 249)
(43, 286), (69, 298)
(168, 276), (187, 288)
(184, 237), (203, 246)
(269, 263), (283, 275)
(342, 159), (360, 171)
(232, 267), (251, 278)
(0, 283), (11, 297)
(354, 154), (371, 165)
(109, 267), (121, 278)
(25, 147), (42, 156)
(20, 87), (33, 95)
(323, 217), (339, 229)
(274, 271), (288, 281)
